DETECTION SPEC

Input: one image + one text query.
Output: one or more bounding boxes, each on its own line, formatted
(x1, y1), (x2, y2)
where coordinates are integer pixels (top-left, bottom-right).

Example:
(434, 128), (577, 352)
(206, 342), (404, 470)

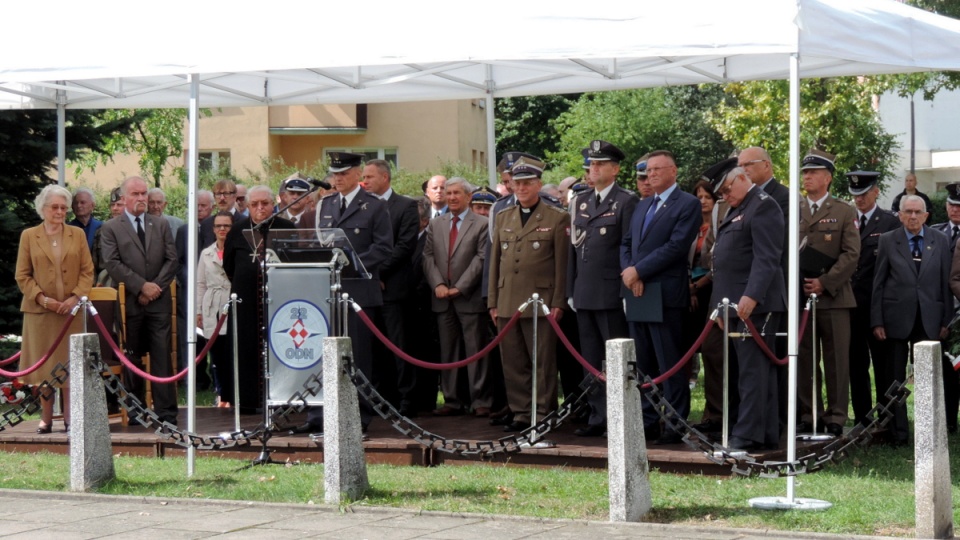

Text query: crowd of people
(14, 142), (960, 453)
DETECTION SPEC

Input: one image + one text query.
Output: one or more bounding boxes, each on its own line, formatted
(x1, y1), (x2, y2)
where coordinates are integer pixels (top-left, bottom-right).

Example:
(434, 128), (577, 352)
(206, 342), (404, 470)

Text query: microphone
(307, 177), (332, 190)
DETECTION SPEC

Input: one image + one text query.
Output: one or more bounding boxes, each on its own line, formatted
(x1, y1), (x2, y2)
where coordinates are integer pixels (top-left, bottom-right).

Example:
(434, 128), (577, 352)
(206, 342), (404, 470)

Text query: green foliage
(709, 78), (900, 197)
(494, 95), (578, 159)
(927, 190), (949, 226)
(392, 160), (491, 198)
(549, 87), (735, 189)
(71, 109), (212, 188)
(0, 110), (139, 335)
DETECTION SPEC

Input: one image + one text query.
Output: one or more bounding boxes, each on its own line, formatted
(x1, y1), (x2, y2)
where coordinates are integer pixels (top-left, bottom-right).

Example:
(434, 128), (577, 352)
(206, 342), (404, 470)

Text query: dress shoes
(574, 424), (606, 437)
(432, 405), (464, 417)
(691, 419), (722, 433)
(36, 423), (52, 435)
(473, 407), (491, 418)
(653, 431), (683, 445)
(503, 420), (528, 433)
(825, 423), (843, 437)
(726, 436), (760, 452)
(288, 422), (322, 435)
(489, 413), (515, 426)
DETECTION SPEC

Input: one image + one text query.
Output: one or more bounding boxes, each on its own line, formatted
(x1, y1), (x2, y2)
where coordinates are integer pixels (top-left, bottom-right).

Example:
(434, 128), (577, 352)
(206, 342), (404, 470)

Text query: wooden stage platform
(0, 407), (780, 474)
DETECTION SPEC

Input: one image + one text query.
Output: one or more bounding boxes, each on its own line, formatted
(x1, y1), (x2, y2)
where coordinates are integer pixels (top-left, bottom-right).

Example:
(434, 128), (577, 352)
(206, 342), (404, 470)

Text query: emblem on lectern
(269, 300), (330, 370)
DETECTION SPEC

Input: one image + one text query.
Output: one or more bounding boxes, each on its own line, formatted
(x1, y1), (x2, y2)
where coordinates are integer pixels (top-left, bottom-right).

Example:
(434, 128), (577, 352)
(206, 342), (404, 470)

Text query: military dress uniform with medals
(567, 141), (639, 435)
(797, 150), (860, 433)
(488, 158), (569, 429)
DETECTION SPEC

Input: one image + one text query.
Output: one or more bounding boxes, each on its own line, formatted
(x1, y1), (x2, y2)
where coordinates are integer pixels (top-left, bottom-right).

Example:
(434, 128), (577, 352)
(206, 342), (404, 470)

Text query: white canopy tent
(4, 0), (959, 500)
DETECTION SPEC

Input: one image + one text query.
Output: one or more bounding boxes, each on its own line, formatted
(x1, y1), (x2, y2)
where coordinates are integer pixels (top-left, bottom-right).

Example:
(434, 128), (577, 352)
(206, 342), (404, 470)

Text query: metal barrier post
(799, 294), (830, 441)
(230, 294), (241, 433)
(721, 298), (731, 448)
(531, 293), (540, 436)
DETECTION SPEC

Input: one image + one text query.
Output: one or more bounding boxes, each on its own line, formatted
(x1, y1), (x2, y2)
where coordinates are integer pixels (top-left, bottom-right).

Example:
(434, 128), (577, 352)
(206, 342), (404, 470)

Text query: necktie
(135, 216), (146, 247)
(952, 225), (959, 247)
(596, 193), (601, 207)
(811, 202), (819, 216)
(448, 215), (459, 281)
(859, 215), (867, 233)
(641, 195), (660, 238)
(340, 196), (347, 215)
(911, 235), (922, 271)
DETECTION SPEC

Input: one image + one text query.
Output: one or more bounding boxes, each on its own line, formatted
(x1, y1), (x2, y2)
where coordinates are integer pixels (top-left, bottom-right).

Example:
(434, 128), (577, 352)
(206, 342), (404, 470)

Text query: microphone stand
(247, 181), (325, 467)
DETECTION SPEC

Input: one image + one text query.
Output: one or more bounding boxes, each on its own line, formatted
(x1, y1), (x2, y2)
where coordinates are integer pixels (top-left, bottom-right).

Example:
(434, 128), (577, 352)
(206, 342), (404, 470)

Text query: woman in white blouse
(196, 211), (235, 407)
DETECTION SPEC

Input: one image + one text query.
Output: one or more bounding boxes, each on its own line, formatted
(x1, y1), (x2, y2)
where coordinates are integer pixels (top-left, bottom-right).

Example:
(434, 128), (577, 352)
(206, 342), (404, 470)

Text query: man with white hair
(69, 187), (101, 250)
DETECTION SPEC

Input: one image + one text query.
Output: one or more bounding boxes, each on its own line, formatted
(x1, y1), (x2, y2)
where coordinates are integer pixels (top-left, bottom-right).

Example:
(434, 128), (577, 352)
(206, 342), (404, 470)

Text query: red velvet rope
(0, 351), (21, 367)
(355, 306), (523, 370)
(546, 314), (605, 381)
(90, 310), (227, 384)
(0, 312), (76, 378)
(741, 308), (811, 366)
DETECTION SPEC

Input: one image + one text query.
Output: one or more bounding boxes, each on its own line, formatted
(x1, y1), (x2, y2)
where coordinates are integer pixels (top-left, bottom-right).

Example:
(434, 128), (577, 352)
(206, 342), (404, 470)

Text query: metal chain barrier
(0, 363), (68, 433)
(344, 351), (598, 456)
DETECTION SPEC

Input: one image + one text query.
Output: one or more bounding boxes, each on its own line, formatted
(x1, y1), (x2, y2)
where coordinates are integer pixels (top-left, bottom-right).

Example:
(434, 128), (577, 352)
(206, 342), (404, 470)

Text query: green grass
(0, 442), (957, 537)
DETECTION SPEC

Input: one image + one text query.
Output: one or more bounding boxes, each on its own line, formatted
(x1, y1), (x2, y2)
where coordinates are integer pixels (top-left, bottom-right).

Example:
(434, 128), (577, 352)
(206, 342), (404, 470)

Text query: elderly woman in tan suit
(15, 184), (94, 433)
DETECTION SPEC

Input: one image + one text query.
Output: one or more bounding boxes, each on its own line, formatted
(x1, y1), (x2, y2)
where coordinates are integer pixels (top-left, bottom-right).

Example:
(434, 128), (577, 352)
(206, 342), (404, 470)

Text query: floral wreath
(0, 380), (30, 405)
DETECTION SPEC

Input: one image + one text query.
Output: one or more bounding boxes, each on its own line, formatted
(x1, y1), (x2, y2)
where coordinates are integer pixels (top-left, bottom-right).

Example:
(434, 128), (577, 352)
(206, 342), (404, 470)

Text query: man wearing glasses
(200, 179), (238, 248)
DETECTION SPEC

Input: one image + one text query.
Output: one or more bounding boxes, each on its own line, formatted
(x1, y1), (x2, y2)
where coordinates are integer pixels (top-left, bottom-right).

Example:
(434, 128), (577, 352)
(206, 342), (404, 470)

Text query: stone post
(69, 333), (115, 491)
(606, 338), (652, 522)
(322, 337), (368, 503)
(913, 340), (953, 539)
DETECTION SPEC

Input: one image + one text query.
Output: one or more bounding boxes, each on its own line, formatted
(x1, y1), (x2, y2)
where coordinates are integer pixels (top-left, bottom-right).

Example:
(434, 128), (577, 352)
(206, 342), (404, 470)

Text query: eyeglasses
(645, 166), (674, 174)
(213, 224), (232, 229)
(248, 201), (272, 208)
(717, 180), (735, 198)
(236, 196), (245, 202)
(738, 159), (766, 167)
(215, 191), (236, 198)
(901, 209), (925, 216)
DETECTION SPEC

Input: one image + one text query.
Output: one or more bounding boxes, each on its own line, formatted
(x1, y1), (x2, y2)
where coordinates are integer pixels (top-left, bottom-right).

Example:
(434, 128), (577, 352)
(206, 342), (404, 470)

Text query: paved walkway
(0, 489), (896, 539)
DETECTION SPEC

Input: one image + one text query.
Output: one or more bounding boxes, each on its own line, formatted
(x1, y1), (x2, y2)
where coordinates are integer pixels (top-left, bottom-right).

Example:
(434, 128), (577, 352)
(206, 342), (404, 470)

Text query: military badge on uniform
(532, 241), (541, 250)
(600, 227), (607, 235)
(825, 234), (832, 242)
(502, 242), (508, 250)
(354, 228), (360, 235)
(580, 203), (587, 210)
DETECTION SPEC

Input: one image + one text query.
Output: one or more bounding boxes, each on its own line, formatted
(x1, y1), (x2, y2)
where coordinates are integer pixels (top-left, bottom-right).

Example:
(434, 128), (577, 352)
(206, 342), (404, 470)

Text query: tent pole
(785, 52), (801, 504)
(56, 84), (65, 186)
(485, 64), (497, 187)
(186, 74), (201, 477)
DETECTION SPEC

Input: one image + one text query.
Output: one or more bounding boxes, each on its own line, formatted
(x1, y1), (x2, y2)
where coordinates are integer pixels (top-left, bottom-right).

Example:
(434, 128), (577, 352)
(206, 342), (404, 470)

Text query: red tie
(448, 215), (459, 281)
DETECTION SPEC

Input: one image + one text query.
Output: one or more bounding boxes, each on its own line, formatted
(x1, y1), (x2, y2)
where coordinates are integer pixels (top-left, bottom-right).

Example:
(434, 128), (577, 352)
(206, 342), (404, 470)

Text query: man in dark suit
(423, 178), (491, 416)
(797, 149), (860, 437)
(930, 182), (960, 432)
(873, 195), (953, 445)
(847, 171), (900, 427)
(620, 149), (701, 444)
(363, 159), (420, 415)
(100, 176), (180, 425)
(488, 156), (569, 432)
(291, 152), (393, 434)
(707, 159), (786, 452)
(568, 140), (639, 437)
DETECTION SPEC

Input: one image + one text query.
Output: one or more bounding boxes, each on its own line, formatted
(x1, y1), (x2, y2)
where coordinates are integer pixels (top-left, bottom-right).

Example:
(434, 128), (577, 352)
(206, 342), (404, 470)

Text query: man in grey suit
(568, 140), (639, 437)
(423, 178), (492, 417)
(101, 176), (180, 425)
(708, 159), (786, 452)
(872, 195), (953, 446)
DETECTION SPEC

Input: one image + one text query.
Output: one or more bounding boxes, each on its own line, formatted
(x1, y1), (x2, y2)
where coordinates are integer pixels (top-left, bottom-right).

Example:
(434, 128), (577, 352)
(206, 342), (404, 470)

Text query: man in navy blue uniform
(568, 140), (639, 437)
(847, 171), (900, 428)
(707, 159), (786, 452)
(290, 152), (394, 434)
(620, 150), (701, 445)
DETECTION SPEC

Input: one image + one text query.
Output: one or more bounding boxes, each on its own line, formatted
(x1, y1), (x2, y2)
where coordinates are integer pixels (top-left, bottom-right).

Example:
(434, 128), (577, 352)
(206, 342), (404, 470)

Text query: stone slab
(68, 333), (115, 491)
(912, 340), (954, 539)
(322, 336), (369, 503)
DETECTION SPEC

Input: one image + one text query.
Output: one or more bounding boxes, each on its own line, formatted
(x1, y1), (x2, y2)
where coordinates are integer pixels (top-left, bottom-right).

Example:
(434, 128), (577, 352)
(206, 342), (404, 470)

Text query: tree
(549, 86), (734, 188)
(72, 109), (208, 188)
(495, 95), (578, 160)
(0, 110), (139, 334)
(709, 78), (900, 196)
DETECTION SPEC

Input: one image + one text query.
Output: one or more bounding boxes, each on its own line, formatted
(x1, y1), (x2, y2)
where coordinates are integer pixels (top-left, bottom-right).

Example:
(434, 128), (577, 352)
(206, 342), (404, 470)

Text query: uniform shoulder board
(756, 190), (770, 201)
(495, 205), (513, 217)
(831, 197), (854, 210)
(541, 193), (563, 208)
(321, 191), (338, 200)
(543, 202), (568, 215)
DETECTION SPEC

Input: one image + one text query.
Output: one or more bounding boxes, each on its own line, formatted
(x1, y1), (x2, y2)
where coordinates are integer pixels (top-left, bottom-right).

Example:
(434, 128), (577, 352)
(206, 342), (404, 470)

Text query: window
(324, 148), (397, 167)
(198, 151), (231, 174)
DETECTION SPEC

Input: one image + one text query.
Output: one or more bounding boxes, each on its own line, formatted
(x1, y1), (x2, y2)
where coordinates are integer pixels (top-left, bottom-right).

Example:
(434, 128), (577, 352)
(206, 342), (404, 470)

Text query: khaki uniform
(797, 195), (860, 426)
(488, 200), (569, 423)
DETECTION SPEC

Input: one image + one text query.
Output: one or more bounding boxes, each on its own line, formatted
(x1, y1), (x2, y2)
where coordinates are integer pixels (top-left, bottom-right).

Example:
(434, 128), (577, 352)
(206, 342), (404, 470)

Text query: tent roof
(3, 0), (959, 109)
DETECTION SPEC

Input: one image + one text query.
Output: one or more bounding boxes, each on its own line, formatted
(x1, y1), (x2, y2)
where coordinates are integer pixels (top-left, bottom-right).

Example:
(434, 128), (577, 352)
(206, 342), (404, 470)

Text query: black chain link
(635, 368), (911, 477)
(0, 363), (68, 432)
(346, 354), (596, 456)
